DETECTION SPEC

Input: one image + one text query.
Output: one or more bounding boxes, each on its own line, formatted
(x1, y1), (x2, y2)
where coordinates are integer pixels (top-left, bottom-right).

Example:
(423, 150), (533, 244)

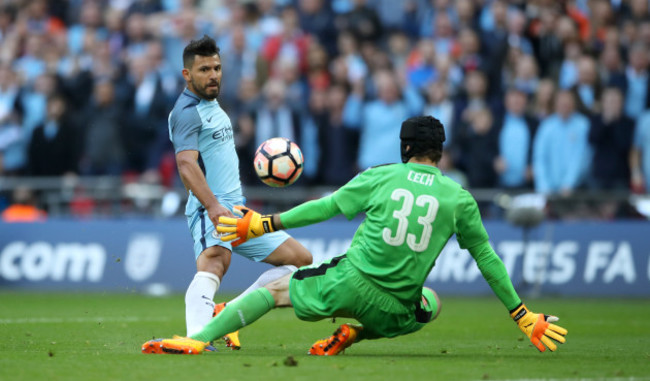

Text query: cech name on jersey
(407, 170), (435, 186)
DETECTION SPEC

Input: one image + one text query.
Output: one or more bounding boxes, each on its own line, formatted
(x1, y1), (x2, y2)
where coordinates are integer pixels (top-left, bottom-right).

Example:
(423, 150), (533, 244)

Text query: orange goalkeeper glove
(216, 206), (276, 247)
(510, 303), (568, 352)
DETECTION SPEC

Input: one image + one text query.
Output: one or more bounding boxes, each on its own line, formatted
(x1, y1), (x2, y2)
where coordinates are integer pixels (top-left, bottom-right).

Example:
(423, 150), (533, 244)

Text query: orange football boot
(141, 336), (206, 355)
(308, 324), (362, 356)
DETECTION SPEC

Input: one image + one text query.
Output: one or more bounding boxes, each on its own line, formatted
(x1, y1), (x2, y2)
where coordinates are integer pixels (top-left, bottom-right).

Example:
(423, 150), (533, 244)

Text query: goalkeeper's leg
(308, 285), (442, 355)
(215, 265), (297, 349)
(356, 286), (441, 341)
(191, 275), (292, 343)
(228, 265), (297, 305)
(364, 286), (441, 337)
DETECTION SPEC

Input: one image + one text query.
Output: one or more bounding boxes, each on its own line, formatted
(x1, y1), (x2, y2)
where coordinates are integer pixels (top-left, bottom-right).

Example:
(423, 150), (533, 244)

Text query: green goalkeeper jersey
(330, 162), (489, 304)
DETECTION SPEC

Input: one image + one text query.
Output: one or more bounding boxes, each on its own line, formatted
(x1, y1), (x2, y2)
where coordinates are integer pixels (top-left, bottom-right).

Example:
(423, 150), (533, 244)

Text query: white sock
(228, 265), (297, 305)
(185, 271), (220, 336)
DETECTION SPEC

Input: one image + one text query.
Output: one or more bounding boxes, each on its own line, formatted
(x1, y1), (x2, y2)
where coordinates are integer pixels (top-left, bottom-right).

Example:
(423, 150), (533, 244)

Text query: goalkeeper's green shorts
(289, 255), (433, 340)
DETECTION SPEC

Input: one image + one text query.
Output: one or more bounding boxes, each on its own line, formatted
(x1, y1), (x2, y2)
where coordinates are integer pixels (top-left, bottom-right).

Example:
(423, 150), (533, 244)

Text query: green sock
(190, 288), (276, 342)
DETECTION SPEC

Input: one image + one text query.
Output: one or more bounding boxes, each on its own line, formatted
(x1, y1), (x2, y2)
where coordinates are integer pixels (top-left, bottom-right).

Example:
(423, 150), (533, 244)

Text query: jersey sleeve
(469, 241), (521, 310)
(331, 169), (375, 220)
(170, 107), (202, 153)
(279, 195), (342, 229)
(454, 188), (489, 249)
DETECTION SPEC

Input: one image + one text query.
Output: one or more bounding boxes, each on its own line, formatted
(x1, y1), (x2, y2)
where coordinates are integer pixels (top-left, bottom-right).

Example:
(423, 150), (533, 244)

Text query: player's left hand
(510, 303), (567, 352)
(216, 206), (276, 247)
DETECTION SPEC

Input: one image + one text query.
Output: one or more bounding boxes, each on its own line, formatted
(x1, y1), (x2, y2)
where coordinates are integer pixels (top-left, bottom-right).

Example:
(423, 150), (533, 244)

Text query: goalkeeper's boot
(308, 324), (361, 356)
(213, 302), (241, 350)
(141, 336), (207, 355)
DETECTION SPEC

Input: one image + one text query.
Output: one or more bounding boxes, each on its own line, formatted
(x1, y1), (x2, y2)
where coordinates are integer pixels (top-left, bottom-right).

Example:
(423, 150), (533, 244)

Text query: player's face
(184, 54), (222, 100)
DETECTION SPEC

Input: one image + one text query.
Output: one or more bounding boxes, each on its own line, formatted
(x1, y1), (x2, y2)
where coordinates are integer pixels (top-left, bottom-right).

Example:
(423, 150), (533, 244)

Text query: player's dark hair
(183, 35), (220, 69)
(400, 116), (445, 164)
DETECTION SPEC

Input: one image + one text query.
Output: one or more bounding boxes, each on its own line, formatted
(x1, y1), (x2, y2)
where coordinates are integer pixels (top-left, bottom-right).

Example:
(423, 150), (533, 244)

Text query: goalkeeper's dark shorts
(289, 255), (435, 340)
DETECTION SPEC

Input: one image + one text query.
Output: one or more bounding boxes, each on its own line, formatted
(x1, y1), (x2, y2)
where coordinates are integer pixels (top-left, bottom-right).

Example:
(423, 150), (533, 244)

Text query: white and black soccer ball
(254, 137), (304, 187)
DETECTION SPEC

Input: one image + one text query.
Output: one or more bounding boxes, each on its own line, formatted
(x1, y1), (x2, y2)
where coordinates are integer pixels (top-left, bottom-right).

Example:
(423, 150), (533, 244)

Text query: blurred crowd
(1, 0), (650, 198)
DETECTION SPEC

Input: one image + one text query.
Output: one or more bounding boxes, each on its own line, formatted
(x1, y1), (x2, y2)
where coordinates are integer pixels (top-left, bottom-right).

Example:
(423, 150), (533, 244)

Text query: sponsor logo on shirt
(212, 125), (233, 142)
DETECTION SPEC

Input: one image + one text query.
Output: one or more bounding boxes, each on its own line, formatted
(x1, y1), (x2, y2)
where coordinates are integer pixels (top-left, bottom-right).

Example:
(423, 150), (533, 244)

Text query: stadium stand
(0, 0), (649, 220)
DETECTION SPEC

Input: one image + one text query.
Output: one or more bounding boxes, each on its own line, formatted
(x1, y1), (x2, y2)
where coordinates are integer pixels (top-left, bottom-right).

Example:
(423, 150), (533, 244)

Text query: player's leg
(226, 235), (311, 305)
(185, 205), (235, 337)
(346, 286), (442, 343)
(226, 264), (297, 305)
(262, 237), (312, 267)
(288, 255), (370, 355)
(190, 274), (293, 343)
(193, 254), (356, 345)
(143, 257), (345, 354)
(208, 220), (310, 348)
(309, 285), (441, 355)
(186, 245), (231, 336)
(213, 263), (297, 349)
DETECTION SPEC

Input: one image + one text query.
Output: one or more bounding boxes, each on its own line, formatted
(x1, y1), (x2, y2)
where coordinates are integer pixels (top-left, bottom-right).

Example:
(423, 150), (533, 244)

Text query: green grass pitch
(0, 292), (648, 381)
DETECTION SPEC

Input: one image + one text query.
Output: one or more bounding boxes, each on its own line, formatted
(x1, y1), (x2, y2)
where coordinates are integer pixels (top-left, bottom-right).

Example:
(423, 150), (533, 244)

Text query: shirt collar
(406, 162), (442, 175)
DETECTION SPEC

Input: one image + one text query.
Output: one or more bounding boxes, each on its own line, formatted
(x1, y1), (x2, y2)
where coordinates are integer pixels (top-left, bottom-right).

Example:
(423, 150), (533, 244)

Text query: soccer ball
(254, 137), (304, 187)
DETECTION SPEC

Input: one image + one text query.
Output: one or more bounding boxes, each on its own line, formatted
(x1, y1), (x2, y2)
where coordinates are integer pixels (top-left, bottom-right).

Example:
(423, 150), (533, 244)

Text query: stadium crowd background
(1, 0), (650, 219)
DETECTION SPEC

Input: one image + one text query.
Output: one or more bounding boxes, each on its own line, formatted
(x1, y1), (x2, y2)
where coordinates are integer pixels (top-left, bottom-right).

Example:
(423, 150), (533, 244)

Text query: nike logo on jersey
(207, 116), (213, 123)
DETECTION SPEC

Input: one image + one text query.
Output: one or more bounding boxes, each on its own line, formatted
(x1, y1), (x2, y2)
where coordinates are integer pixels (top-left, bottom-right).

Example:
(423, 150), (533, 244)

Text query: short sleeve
(170, 107), (202, 153)
(331, 169), (375, 220)
(454, 188), (489, 249)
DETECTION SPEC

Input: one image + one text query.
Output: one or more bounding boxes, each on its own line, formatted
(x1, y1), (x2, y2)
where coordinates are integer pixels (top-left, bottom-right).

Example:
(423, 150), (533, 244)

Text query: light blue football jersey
(168, 88), (243, 215)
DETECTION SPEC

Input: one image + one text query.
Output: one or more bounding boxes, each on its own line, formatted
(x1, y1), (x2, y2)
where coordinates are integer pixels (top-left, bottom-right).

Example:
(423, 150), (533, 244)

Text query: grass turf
(0, 292), (648, 381)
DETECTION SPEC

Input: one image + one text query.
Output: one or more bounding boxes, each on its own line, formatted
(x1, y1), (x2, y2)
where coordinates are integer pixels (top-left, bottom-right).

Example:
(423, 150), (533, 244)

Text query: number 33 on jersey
(382, 187), (439, 252)
(330, 162), (489, 303)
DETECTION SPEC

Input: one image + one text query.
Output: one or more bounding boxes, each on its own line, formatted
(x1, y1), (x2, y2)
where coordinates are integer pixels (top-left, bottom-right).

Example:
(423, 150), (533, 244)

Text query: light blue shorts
(186, 201), (290, 262)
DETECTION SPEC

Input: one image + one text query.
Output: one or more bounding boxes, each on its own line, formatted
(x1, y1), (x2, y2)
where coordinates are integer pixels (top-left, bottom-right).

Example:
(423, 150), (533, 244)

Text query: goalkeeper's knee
(416, 287), (441, 323)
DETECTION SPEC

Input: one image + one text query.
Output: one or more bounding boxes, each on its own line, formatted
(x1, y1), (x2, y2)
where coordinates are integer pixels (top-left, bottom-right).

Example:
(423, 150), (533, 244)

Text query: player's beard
(192, 78), (220, 100)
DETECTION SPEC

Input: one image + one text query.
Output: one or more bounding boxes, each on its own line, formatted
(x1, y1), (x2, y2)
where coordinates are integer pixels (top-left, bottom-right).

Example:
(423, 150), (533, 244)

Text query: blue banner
(0, 219), (649, 296)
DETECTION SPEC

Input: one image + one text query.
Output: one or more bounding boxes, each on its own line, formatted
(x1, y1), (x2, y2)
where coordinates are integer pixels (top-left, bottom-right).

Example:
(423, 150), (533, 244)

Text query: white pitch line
(0, 316), (173, 324)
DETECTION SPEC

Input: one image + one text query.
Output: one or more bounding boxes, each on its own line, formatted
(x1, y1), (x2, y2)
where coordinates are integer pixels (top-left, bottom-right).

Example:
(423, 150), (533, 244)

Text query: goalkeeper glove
(510, 303), (568, 352)
(216, 206), (276, 247)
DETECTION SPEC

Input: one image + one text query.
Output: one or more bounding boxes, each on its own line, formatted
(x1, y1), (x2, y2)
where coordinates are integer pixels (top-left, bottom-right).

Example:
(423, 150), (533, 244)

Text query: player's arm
(468, 241), (520, 309)
(469, 242), (567, 352)
(170, 106), (234, 224)
(177, 150), (214, 202)
(456, 190), (567, 352)
(216, 195), (342, 246)
(175, 150), (233, 224)
(217, 169), (373, 246)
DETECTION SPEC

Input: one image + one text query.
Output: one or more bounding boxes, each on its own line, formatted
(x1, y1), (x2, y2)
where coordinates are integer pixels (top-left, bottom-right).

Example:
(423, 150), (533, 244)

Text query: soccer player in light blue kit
(168, 35), (312, 347)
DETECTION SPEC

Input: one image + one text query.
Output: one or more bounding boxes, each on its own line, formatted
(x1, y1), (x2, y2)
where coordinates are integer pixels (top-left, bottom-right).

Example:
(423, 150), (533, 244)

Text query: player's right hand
(216, 206), (276, 247)
(207, 203), (235, 227)
(510, 303), (567, 352)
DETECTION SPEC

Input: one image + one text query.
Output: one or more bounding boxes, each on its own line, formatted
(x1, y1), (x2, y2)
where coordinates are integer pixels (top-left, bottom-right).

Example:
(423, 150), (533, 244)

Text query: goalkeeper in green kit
(142, 116), (567, 355)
